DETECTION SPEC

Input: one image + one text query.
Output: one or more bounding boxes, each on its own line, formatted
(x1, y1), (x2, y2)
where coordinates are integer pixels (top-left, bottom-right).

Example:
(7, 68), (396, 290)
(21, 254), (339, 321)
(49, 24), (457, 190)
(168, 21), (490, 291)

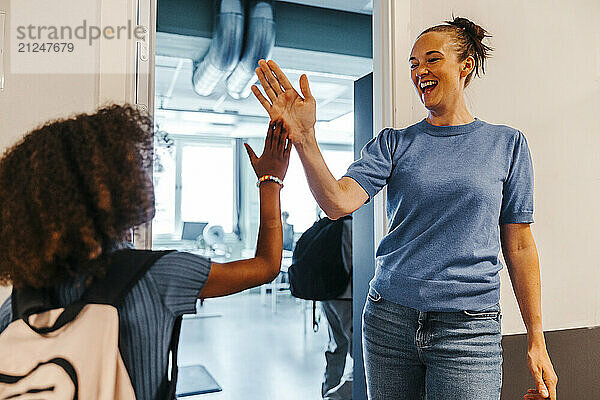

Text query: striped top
(0, 251), (212, 400)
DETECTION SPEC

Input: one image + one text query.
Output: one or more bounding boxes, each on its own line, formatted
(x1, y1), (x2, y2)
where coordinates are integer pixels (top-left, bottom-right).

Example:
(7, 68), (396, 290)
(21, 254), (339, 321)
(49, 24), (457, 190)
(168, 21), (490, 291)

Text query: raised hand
(244, 120), (292, 182)
(251, 59), (317, 147)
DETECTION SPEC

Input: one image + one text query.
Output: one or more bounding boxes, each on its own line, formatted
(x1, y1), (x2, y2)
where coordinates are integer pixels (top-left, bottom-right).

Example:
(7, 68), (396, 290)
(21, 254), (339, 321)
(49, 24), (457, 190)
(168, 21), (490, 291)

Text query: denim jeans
(362, 287), (502, 400)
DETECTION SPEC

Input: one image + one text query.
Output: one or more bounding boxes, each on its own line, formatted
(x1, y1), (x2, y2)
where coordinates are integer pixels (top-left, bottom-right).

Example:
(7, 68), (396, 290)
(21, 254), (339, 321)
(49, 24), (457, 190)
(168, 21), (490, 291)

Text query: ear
(460, 56), (475, 78)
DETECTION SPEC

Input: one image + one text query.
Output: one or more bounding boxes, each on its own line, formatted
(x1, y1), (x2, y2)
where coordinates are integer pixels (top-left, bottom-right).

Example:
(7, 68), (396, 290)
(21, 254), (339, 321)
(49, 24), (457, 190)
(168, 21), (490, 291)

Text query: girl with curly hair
(251, 17), (557, 400)
(0, 104), (291, 399)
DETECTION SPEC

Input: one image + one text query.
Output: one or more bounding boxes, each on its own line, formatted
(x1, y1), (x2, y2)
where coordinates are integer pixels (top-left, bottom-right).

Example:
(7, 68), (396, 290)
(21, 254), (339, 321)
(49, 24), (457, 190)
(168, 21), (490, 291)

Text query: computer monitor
(181, 222), (208, 241)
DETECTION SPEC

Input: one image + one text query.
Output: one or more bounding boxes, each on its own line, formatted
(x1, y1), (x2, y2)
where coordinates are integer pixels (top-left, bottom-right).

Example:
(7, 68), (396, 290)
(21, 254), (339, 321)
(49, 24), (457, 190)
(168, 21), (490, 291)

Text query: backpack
(288, 215), (352, 301)
(0, 249), (178, 400)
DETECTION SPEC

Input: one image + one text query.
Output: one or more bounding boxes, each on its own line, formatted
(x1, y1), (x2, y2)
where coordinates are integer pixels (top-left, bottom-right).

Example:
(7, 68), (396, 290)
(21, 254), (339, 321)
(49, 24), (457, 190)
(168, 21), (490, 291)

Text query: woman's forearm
(502, 228), (545, 345)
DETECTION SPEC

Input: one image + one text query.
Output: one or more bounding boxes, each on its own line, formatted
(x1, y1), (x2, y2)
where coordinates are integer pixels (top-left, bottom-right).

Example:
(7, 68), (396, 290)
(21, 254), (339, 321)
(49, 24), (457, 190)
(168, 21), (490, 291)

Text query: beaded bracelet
(257, 174), (284, 188)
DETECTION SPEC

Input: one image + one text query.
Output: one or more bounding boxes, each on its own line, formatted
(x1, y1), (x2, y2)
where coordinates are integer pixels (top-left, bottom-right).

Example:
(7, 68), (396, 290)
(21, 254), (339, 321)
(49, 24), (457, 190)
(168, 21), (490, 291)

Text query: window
(280, 151), (319, 233)
(153, 145), (176, 235)
(281, 146), (354, 233)
(153, 138), (236, 240)
(181, 143), (234, 231)
(322, 148), (355, 180)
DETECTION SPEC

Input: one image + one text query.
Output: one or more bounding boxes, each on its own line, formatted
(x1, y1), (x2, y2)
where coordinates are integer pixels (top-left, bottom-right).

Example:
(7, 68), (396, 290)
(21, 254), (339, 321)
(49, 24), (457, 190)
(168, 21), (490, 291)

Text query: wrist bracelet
(257, 175), (284, 188)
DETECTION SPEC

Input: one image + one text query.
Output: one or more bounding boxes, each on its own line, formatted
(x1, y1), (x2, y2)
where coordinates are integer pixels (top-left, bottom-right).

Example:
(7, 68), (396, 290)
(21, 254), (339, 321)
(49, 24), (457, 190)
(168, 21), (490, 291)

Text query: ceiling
(154, 1), (372, 144)
(155, 40), (371, 144)
(278, 0), (373, 15)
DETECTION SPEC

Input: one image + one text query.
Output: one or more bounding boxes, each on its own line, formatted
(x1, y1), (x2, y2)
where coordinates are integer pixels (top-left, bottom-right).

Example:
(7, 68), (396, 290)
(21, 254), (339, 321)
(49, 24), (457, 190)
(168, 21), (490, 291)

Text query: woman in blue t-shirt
(251, 17), (557, 400)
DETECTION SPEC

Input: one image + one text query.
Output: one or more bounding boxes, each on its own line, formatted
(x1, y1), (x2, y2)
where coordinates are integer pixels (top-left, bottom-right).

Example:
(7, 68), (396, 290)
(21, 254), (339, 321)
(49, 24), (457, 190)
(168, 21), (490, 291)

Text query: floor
(178, 291), (338, 400)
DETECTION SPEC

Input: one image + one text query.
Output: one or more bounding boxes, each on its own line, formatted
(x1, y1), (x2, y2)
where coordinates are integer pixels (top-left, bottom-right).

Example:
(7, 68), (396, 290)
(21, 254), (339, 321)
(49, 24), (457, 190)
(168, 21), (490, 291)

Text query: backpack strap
(12, 249), (174, 334)
(11, 286), (55, 322)
(81, 249), (174, 306)
(12, 249), (183, 397)
(160, 315), (183, 400)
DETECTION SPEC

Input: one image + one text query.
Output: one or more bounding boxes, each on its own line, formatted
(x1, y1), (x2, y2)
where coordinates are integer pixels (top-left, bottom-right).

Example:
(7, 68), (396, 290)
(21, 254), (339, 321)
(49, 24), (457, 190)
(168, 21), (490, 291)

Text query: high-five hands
(251, 59), (317, 147)
(244, 120), (292, 182)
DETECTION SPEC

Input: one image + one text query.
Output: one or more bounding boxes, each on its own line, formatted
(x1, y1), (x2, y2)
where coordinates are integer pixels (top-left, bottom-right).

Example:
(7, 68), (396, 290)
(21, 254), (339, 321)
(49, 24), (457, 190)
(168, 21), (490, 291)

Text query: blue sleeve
(500, 131), (534, 224)
(343, 128), (396, 202)
(148, 251), (212, 316)
(0, 297), (12, 334)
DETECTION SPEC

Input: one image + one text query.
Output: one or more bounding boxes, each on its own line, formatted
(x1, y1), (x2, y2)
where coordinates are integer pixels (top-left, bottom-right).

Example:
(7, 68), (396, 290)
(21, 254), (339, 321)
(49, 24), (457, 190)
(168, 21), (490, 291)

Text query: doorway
(152, 1), (372, 398)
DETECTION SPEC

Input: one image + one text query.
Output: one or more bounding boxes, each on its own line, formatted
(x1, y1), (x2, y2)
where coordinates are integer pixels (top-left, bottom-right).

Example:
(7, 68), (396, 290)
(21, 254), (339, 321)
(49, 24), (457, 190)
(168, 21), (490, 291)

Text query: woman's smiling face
(409, 31), (473, 113)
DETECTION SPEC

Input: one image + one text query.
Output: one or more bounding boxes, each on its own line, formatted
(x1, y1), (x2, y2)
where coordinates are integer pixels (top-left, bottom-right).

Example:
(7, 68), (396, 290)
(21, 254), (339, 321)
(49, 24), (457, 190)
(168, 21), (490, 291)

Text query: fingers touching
(273, 122), (284, 153)
(275, 121), (292, 157)
(265, 120), (276, 151)
(247, 120), (290, 159)
(271, 120), (290, 157)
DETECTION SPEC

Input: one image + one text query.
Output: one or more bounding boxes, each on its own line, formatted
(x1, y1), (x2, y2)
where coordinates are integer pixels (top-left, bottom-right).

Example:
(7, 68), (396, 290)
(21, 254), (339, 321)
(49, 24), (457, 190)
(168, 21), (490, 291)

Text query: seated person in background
(0, 105), (291, 400)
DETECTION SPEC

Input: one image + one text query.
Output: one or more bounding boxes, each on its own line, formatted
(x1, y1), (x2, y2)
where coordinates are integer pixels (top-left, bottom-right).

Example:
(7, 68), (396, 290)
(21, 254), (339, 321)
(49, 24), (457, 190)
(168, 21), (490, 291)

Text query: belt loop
(418, 311), (427, 326)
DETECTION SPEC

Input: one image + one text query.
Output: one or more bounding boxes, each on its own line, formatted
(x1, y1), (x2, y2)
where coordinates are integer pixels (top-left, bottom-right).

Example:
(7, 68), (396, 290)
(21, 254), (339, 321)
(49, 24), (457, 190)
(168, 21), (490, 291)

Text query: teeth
(420, 81), (437, 89)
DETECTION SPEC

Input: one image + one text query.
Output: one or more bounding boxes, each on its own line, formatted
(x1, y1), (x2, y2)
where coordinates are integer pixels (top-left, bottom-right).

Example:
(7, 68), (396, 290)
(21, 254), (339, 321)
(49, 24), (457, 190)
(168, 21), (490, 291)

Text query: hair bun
(447, 17), (487, 42)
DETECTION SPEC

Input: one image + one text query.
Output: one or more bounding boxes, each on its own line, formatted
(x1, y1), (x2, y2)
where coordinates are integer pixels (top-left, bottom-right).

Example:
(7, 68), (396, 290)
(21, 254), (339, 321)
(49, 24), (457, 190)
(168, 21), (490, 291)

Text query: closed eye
(410, 58), (439, 69)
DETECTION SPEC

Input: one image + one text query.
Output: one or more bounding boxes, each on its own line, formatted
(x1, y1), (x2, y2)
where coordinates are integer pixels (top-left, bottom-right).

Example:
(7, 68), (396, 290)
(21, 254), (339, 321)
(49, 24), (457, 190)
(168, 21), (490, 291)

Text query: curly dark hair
(420, 16), (494, 87)
(0, 104), (155, 288)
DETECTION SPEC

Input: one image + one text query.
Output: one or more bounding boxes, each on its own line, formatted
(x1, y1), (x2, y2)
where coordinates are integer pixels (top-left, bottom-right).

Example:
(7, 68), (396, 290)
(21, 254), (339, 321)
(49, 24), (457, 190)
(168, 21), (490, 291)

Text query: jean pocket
(462, 304), (501, 320)
(367, 287), (382, 303)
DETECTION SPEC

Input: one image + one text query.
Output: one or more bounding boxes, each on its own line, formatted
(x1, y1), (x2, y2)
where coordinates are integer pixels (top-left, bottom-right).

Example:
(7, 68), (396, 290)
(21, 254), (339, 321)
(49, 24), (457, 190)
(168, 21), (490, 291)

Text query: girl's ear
(461, 56), (475, 78)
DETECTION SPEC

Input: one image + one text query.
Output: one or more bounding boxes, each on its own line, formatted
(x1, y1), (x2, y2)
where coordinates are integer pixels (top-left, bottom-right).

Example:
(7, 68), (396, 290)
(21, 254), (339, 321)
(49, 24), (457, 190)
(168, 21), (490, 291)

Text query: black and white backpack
(0, 249), (178, 400)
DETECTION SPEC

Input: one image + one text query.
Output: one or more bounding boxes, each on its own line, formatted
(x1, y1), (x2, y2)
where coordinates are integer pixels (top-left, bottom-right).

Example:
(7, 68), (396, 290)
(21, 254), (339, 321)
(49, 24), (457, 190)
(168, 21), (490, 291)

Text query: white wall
(376, 0), (600, 334)
(0, 0), (151, 304)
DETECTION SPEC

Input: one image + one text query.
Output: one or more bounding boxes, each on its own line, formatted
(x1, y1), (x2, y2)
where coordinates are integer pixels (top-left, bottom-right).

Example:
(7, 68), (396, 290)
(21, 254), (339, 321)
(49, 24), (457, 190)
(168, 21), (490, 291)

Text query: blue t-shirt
(0, 251), (211, 400)
(344, 118), (534, 312)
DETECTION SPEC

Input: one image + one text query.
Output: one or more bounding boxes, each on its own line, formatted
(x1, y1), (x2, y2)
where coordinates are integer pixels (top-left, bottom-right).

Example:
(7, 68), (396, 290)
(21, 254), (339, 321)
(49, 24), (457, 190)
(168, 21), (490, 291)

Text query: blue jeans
(362, 287), (502, 400)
